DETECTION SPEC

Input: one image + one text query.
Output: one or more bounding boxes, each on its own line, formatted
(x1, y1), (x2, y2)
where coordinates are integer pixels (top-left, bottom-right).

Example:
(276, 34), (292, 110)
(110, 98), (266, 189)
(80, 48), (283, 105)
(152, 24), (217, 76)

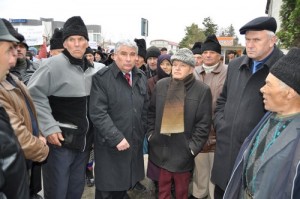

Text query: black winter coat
(89, 63), (149, 191)
(211, 46), (284, 190)
(147, 77), (212, 172)
(0, 106), (29, 199)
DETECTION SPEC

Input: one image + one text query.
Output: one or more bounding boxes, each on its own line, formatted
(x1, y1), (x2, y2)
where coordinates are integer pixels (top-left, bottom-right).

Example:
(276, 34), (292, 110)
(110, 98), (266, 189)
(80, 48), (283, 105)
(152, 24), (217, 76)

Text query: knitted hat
(50, 28), (64, 50)
(62, 16), (89, 42)
(201, 34), (221, 54)
(146, 46), (160, 60)
(134, 38), (147, 61)
(171, 48), (195, 67)
(157, 54), (172, 79)
(2, 18), (28, 49)
(270, 47), (300, 94)
(191, 42), (202, 55)
(0, 19), (19, 42)
(239, 16), (277, 35)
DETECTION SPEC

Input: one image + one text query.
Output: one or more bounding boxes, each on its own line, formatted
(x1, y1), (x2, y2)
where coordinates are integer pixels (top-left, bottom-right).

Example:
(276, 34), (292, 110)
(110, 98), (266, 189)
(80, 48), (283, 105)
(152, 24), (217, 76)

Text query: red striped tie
(124, 73), (131, 86)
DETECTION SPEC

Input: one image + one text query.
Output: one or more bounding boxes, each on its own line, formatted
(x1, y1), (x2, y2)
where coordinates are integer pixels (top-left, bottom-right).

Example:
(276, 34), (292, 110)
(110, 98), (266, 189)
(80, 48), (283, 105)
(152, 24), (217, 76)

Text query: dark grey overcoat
(89, 63), (148, 191)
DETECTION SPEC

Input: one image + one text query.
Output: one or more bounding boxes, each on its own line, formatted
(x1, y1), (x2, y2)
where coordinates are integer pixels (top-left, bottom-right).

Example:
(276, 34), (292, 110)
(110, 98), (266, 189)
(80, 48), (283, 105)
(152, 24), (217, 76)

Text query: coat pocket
(59, 122), (85, 151)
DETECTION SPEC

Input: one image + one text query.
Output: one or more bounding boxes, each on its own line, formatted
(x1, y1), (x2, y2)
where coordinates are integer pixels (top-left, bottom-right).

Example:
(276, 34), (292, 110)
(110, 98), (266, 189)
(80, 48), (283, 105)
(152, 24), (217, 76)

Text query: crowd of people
(0, 14), (300, 199)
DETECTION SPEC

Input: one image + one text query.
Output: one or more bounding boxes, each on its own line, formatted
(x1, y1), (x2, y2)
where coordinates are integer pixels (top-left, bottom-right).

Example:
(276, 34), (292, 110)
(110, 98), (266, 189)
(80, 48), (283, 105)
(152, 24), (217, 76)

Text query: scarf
(62, 49), (92, 71)
(160, 73), (194, 135)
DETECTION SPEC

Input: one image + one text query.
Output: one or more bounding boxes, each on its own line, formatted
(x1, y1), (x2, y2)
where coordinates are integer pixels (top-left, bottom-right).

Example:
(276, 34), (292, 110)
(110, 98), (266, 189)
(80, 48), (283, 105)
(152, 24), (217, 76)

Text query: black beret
(63, 16), (89, 42)
(134, 38), (147, 61)
(50, 28), (64, 50)
(270, 47), (300, 94)
(146, 46), (160, 60)
(239, 16), (277, 35)
(201, 34), (221, 54)
(191, 42), (202, 55)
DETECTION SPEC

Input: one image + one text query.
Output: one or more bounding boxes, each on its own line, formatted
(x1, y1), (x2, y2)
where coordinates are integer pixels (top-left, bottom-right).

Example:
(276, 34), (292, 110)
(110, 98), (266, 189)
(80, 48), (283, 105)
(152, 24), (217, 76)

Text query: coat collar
(0, 73), (19, 91)
(243, 113), (300, 173)
(110, 63), (144, 87)
(197, 62), (225, 74)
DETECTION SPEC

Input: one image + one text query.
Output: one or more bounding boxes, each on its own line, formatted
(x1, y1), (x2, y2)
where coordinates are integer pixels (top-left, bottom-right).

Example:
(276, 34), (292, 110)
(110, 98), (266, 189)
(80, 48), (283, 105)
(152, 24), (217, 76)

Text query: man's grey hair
(115, 39), (138, 54)
(266, 30), (276, 38)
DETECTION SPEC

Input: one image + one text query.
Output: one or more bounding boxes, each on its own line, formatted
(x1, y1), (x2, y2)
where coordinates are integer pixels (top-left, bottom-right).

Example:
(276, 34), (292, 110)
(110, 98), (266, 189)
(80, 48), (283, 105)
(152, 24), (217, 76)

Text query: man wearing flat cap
(224, 47), (300, 199)
(28, 16), (101, 199)
(0, 18), (30, 199)
(211, 16), (284, 199)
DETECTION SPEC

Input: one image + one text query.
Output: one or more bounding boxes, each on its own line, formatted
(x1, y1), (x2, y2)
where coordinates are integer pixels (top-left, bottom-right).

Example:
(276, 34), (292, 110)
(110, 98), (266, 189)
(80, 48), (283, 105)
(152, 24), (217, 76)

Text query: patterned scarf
(160, 74), (194, 135)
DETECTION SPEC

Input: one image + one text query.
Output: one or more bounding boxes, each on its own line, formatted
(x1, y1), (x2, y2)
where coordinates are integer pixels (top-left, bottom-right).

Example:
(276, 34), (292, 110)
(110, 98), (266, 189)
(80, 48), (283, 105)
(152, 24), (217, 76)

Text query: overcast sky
(1, 0), (268, 46)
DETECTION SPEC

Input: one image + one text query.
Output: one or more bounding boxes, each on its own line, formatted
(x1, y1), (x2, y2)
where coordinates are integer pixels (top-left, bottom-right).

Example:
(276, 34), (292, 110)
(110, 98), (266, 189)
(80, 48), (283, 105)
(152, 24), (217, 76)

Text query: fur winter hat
(201, 34), (221, 54)
(270, 47), (300, 94)
(134, 38), (147, 61)
(191, 42), (202, 55)
(63, 16), (89, 42)
(50, 28), (64, 50)
(146, 46), (160, 60)
(171, 48), (195, 67)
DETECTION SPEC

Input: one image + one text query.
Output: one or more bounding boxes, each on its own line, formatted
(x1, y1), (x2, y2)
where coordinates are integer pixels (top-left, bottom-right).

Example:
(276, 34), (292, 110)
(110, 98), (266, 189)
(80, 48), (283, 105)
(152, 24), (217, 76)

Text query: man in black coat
(211, 16), (284, 199)
(89, 39), (148, 199)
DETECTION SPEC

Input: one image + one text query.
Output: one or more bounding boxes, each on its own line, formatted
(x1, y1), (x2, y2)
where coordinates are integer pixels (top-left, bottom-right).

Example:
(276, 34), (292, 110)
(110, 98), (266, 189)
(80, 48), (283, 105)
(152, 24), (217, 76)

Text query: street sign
(141, 18), (148, 37)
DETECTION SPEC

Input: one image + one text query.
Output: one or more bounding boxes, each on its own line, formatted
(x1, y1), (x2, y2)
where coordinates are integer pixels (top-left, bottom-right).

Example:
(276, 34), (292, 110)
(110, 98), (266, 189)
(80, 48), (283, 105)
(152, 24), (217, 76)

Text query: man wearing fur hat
(134, 38), (147, 72)
(224, 47), (300, 199)
(190, 35), (227, 199)
(191, 42), (203, 67)
(211, 16), (284, 199)
(28, 16), (100, 199)
(145, 45), (160, 78)
(147, 48), (212, 198)
(49, 28), (64, 57)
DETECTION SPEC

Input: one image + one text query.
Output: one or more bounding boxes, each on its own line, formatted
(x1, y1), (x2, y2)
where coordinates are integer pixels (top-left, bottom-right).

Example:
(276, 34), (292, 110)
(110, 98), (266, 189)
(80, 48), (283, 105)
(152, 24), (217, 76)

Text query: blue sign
(10, 19), (27, 23)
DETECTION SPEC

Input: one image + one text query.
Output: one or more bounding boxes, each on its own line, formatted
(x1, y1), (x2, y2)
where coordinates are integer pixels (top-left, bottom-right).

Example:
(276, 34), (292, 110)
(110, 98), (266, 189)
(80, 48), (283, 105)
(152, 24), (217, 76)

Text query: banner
(17, 26), (44, 46)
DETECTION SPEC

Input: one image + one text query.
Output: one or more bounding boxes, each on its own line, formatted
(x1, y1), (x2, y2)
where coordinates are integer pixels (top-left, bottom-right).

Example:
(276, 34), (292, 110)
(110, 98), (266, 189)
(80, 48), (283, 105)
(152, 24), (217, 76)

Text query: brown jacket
(194, 62), (227, 152)
(0, 74), (49, 162)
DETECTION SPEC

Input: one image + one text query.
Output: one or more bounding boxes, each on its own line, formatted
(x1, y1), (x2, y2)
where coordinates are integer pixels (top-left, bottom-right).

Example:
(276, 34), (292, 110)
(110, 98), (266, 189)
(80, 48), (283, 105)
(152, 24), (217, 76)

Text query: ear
(287, 88), (298, 99)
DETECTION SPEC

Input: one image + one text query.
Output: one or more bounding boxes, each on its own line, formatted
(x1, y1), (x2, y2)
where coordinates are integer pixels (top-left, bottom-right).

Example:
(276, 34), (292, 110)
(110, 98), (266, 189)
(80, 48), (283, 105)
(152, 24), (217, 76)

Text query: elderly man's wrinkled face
(114, 45), (137, 73)
(260, 73), (289, 114)
(172, 60), (194, 80)
(0, 41), (17, 81)
(202, 50), (221, 66)
(63, 36), (88, 59)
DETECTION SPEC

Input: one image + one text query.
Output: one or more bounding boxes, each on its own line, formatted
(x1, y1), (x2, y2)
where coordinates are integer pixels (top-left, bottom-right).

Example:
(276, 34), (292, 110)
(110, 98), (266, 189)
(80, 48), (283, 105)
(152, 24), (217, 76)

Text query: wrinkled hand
(116, 138), (130, 151)
(47, 132), (64, 146)
(38, 135), (47, 145)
